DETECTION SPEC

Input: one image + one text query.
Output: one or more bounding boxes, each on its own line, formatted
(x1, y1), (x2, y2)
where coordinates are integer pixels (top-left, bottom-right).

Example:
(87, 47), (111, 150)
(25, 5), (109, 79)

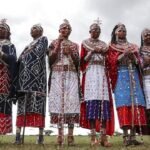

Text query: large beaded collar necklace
(110, 41), (135, 52)
(141, 45), (150, 56)
(83, 38), (106, 51)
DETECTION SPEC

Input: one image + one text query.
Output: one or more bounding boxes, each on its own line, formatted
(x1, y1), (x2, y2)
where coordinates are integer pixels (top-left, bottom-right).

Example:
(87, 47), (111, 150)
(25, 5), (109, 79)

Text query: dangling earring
(142, 39), (145, 46)
(116, 35), (119, 42)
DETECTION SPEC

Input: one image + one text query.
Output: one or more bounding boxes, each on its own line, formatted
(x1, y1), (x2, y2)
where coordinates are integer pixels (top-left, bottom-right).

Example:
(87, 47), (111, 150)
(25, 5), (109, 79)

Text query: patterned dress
(0, 39), (16, 134)
(16, 36), (48, 128)
(48, 39), (80, 124)
(140, 45), (150, 134)
(106, 43), (147, 129)
(80, 38), (114, 135)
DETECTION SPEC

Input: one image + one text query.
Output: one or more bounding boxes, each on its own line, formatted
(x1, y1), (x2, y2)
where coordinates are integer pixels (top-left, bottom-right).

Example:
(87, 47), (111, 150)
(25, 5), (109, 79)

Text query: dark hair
(111, 24), (126, 44)
(139, 34), (144, 54)
(141, 34), (144, 46)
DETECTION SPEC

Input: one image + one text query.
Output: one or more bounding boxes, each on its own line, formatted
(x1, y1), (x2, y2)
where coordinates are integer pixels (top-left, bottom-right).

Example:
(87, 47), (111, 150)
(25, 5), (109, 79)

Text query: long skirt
(114, 66), (147, 128)
(84, 64), (110, 120)
(16, 92), (46, 128)
(85, 100), (110, 120)
(49, 70), (80, 124)
(143, 75), (150, 109)
(0, 95), (12, 134)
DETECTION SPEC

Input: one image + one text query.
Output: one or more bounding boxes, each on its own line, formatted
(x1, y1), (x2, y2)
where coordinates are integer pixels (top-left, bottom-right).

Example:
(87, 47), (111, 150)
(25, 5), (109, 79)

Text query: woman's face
(0, 26), (7, 39)
(59, 26), (71, 38)
(143, 32), (150, 45)
(90, 28), (100, 39)
(31, 27), (41, 39)
(116, 28), (126, 40)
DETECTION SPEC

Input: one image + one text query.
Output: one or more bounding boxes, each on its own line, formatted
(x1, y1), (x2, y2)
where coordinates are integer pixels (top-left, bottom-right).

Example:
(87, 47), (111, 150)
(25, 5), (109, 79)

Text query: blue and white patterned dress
(15, 36), (48, 127)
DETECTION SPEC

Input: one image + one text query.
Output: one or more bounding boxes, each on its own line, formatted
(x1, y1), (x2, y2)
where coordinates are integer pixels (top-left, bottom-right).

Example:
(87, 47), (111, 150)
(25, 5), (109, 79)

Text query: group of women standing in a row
(0, 18), (149, 147)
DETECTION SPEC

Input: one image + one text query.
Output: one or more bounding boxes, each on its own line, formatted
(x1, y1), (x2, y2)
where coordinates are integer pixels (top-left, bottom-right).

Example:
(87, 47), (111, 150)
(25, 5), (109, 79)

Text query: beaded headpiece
(31, 24), (43, 33)
(141, 28), (150, 40)
(59, 19), (72, 30)
(89, 18), (101, 31)
(115, 23), (126, 34)
(0, 19), (10, 32)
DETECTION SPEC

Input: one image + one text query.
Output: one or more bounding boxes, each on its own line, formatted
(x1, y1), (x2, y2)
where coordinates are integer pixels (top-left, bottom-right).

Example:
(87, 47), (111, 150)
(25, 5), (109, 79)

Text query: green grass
(0, 135), (150, 150)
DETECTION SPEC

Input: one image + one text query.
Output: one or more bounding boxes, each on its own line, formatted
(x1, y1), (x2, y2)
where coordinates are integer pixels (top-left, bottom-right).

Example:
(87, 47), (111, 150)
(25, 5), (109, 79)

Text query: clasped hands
(87, 46), (103, 55)
(123, 50), (135, 60)
(144, 55), (150, 66)
(93, 46), (103, 53)
(61, 44), (70, 55)
(53, 36), (71, 56)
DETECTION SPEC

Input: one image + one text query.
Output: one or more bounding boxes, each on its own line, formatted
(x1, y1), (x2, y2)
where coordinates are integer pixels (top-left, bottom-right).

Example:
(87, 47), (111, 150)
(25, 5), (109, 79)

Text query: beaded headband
(0, 19), (10, 32)
(32, 24), (43, 32)
(115, 23), (126, 34)
(141, 28), (150, 40)
(59, 19), (72, 30)
(90, 18), (101, 31)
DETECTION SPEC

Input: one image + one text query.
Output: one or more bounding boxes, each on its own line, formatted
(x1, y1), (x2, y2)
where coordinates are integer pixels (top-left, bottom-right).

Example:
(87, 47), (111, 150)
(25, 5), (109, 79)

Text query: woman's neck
(117, 38), (127, 44)
(144, 43), (150, 46)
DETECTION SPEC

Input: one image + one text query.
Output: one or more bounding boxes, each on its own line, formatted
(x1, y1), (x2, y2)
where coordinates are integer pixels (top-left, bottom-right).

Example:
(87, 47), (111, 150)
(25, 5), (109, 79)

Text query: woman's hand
(94, 46), (102, 53)
(62, 44), (70, 55)
(124, 50), (135, 60)
(144, 55), (150, 66)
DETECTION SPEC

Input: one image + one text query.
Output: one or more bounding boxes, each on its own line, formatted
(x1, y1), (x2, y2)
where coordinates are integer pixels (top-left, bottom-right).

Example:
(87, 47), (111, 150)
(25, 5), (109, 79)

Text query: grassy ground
(0, 135), (150, 150)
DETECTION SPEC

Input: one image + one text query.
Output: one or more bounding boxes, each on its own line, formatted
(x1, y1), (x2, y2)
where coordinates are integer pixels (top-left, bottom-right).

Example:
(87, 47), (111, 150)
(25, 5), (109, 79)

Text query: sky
(1, 0), (150, 56)
(1, 0), (150, 135)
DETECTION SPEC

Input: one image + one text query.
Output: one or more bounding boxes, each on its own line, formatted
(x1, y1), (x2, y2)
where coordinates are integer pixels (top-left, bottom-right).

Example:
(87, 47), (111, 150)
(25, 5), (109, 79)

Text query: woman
(80, 21), (114, 147)
(48, 19), (80, 146)
(106, 23), (147, 146)
(0, 19), (17, 135)
(140, 28), (150, 135)
(15, 24), (48, 144)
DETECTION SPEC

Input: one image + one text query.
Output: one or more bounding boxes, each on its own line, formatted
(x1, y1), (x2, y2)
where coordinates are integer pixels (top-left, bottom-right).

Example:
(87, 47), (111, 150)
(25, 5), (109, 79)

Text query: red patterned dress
(80, 38), (114, 135)
(0, 39), (16, 134)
